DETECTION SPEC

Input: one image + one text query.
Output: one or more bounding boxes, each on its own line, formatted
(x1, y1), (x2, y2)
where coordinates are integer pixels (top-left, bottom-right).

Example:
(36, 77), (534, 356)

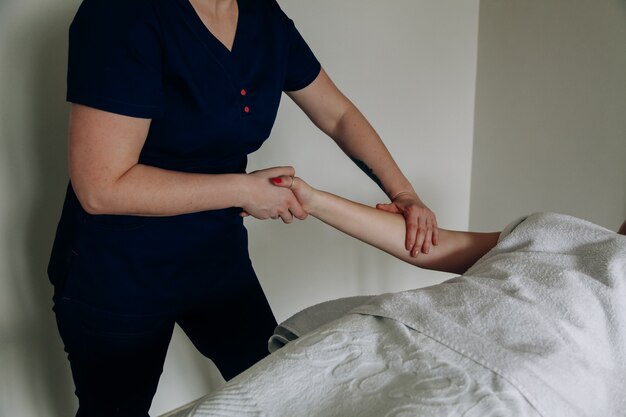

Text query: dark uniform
(47, 0), (320, 415)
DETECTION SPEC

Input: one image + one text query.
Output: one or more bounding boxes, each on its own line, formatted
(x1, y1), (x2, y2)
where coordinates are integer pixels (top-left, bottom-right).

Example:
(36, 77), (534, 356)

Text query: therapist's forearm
(69, 103), (301, 218)
(306, 189), (498, 274)
(330, 104), (414, 198)
(78, 164), (247, 216)
(285, 69), (413, 198)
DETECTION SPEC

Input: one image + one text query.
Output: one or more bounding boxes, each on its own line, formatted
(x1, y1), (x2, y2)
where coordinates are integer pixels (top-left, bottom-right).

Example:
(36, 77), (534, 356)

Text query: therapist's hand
(268, 175), (317, 213)
(240, 166), (307, 223)
(376, 192), (439, 256)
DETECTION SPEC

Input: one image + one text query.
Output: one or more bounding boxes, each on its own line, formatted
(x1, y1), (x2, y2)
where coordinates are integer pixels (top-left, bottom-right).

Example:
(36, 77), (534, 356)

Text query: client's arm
(273, 177), (499, 275)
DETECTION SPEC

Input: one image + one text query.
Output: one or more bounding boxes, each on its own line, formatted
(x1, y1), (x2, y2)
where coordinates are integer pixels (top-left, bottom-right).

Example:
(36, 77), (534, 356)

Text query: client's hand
(269, 175), (317, 213)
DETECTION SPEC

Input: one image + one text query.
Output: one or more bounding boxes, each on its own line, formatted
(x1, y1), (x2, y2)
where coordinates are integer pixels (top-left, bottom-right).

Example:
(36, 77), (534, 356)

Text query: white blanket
(354, 212), (626, 417)
(162, 213), (626, 417)
(164, 314), (538, 417)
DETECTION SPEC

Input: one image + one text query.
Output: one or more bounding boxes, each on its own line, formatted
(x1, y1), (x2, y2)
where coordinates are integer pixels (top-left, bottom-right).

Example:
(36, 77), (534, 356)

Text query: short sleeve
(67, 0), (163, 118)
(278, 6), (321, 92)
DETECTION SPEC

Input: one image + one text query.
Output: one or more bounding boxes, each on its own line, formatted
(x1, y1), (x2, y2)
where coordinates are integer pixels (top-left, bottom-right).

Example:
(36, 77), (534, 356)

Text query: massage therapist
(47, 0), (438, 415)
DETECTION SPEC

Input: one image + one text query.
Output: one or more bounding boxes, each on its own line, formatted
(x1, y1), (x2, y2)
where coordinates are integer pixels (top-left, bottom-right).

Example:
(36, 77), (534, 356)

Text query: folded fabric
(268, 295), (374, 352)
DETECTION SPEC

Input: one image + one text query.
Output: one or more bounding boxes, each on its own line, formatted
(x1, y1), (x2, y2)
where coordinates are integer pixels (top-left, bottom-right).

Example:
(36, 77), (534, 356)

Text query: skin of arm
(287, 68), (439, 255)
(68, 104), (306, 222)
(272, 176), (499, 275)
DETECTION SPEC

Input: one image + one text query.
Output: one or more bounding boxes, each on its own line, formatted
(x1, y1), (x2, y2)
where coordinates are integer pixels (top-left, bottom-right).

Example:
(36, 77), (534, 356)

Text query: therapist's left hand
(376, 192), (439, 256)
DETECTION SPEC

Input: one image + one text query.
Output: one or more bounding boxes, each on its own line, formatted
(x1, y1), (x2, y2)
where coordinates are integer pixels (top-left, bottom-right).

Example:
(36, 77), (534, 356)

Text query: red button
(244, 106), (250, 113)
(240, 89), (247, 96)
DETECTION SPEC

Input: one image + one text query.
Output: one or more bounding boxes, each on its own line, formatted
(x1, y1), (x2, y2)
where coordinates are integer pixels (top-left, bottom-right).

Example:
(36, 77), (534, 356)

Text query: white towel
(352, 212), (626, 417)
(166, 314), (540, 417)
(163, 213), (625, 417)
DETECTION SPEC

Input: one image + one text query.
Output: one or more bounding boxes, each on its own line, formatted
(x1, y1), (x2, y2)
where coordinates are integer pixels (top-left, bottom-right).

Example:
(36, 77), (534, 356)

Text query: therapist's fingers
(268, 176), (307, 220)
(278, 209), (294, 224)
(375, 202), (402, 214)
(251, 166), (296, 179)
(411, 215), (427, 257)
(289, 206), (307, 221)
(270, 175), (295, 189)
(287, 191), (308, 220)
(422, 221), (434, 255)
(403, 207), (420, 253)
(270, 176), (308, 220)
(388, 194), (438, 255)
(432, 217), (440, 246)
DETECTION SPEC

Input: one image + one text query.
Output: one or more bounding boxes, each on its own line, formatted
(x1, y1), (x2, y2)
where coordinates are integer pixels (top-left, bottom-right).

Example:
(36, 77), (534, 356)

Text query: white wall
(246, 0), (479, 324)
(470, 0), (626, 231)
(0, 1), (479, 416)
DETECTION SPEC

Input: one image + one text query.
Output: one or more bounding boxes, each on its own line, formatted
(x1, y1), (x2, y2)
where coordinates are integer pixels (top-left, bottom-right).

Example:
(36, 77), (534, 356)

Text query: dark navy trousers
(49, 185), (277, 417)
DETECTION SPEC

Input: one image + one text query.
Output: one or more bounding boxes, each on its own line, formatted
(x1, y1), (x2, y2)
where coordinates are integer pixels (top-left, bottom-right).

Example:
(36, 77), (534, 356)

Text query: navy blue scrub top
(49, 0), (321, 314)
(68, 0), (320, 169)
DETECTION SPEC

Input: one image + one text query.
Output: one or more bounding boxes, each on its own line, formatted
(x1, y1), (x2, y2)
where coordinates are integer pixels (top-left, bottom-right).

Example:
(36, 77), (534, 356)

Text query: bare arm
(287, 69), (439, 255)
(273, 176), (499, 275)
(69, 104), (306, 222)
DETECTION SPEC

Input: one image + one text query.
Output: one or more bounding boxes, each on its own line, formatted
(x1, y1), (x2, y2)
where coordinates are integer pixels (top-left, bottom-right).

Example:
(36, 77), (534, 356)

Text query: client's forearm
(308, 190), (499, 274)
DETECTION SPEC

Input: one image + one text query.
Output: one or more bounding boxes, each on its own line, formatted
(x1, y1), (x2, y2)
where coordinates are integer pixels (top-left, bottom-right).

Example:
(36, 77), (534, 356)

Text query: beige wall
(1, 1), (80, 415)
(0, 1), (479, 416)
(470, 0), (626, 231)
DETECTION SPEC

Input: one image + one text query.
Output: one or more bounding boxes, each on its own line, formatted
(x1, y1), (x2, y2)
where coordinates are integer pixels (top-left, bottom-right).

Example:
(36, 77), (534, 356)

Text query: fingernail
(271, 177), (282, 184)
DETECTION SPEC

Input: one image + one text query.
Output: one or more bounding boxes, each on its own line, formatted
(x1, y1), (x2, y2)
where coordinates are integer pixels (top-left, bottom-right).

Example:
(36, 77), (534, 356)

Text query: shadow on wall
(2, 5), (77, 416)
(29, 13), (77, 416)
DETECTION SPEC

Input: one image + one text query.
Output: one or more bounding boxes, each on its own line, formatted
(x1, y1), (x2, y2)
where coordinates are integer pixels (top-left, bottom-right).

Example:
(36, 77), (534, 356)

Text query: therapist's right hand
(239, 166), (307, 224)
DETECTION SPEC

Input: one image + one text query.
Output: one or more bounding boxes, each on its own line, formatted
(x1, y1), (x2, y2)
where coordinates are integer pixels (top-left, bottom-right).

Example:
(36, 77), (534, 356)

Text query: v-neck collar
(178, 0), (245, 56)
